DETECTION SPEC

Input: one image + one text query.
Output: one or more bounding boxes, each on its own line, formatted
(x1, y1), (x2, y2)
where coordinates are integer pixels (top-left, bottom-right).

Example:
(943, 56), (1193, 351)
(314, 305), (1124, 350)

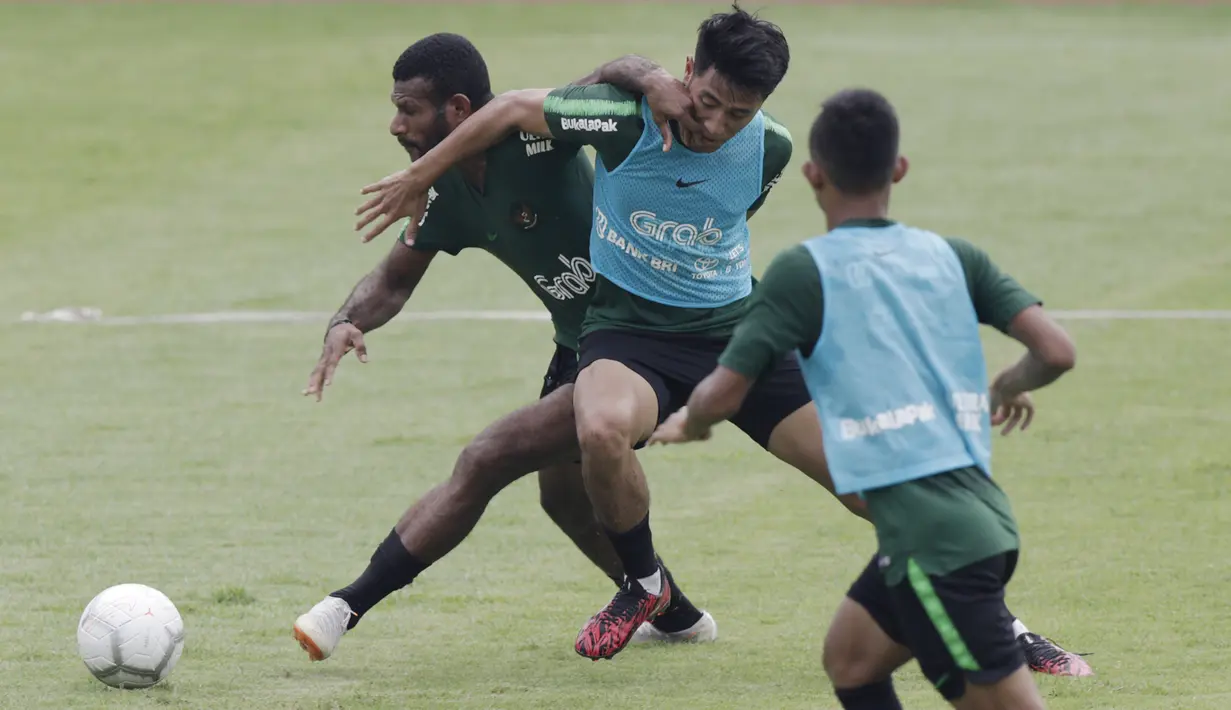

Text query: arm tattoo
(578, 54), (666, 94)
(328, 262), (415, 336)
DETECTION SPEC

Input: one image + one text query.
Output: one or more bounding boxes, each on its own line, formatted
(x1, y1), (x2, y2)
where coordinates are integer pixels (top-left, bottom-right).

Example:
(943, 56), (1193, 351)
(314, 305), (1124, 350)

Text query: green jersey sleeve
(945, 237), (1042, 332)
(398, 184), (477, 256)
(747, 113), (793, 218)
(718, 245), (823, 379)
(544, 84), (644, 170)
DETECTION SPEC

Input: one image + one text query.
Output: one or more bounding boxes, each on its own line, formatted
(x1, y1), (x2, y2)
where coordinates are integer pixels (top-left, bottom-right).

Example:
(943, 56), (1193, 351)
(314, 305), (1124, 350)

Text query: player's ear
(444, 94), (472, 127)
(684, 56), (694, 83)
(892, 155), (909, 184)
(802, 160), (825, 192)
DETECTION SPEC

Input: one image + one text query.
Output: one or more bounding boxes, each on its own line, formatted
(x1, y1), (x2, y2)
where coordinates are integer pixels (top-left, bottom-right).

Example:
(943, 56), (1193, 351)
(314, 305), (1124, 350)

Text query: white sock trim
(636, 570), (663, 596)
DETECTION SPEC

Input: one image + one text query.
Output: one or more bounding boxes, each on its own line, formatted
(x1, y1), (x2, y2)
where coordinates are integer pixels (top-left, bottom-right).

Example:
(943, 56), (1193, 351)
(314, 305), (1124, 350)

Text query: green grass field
(2, 2), (1230, 708)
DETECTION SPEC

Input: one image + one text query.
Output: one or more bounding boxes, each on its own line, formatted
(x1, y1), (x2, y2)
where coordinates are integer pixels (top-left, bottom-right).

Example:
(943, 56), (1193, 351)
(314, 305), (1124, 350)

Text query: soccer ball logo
(77, 584), (185, 689)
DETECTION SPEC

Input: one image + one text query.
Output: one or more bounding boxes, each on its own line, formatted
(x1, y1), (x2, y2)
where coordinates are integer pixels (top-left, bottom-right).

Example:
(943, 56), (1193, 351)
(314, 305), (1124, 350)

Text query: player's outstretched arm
(649, 367), (755, 445)
(988, 305), (1077, 433)
(573, 54), (700, 150)
(573, 54), (664, 87)
(354, 89), (554, 242)
(304, 242), (436, 401)
(329, 241), (436, 333)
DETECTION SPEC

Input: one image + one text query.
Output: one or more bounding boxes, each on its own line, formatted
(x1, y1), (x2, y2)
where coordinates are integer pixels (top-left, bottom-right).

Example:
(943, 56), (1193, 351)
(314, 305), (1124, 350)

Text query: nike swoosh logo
(675, 178), (708, 188)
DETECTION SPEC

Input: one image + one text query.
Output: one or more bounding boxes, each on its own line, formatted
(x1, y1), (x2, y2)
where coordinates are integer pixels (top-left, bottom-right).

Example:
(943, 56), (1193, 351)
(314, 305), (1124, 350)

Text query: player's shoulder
(413, 170), (482, 235)
(421, 170), (466, 210)
(759, 110), (794, 169)
(920, 231), (1005, 289)
(891, 223), (982, 260)
(402, 177), (465, 249)
(545, 83), (642, 117)
(761, 244), (818, 287)
(776, 242), (817, 269)
(936, 234), (993, 268)
(760, 111), (793, 148)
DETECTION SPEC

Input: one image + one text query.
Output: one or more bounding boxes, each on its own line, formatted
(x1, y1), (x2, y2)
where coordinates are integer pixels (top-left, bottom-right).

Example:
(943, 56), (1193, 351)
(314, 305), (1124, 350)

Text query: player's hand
(355, 168), (430, 244)
(989, 386), (1034, 436)
(647, 407), (712, 445)
(642, 74), (703, 152)
(304, 322), (367, 402)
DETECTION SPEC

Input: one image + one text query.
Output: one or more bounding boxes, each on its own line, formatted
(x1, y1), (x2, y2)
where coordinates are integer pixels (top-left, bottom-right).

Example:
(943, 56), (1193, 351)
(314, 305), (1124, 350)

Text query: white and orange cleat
(293, 596), (354, 661)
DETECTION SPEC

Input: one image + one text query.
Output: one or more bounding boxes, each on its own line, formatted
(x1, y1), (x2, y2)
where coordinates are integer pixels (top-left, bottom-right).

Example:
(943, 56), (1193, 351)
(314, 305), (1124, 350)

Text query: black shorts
(576, 328), (812, 449)
(846, 551), (1024, 700)
(539, 343), (580, 399)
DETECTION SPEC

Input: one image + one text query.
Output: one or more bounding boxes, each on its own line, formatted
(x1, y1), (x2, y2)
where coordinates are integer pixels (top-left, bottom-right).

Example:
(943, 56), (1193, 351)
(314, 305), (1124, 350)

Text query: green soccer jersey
(543, 83), (794, 338)
(719, 219), (1042, 584)
(402, 131), (597, 350)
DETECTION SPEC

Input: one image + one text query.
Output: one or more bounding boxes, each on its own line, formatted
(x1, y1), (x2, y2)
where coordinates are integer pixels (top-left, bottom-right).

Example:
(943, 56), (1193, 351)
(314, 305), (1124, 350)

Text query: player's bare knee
(822, 643), (851, 686)
(822, 637), (858, 687)
(450, 437), (510, 497)
(822, 628), (892, 688)
(575, 412), (635, 464)
(823, 649), (890, 688)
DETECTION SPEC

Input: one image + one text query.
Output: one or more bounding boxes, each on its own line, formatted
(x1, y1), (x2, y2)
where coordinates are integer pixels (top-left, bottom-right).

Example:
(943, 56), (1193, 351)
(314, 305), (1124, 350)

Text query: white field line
(12, 308), (1231, 326)
(15, 308), (550, 325)
(1050, 310), (1231, 321)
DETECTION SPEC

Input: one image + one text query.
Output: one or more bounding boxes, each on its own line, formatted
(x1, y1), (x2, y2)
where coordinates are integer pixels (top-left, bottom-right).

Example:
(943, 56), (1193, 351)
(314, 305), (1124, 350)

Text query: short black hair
(810, 89), (900, 195)
(693, 4), (789, 99)
(392, 33), (494, 110)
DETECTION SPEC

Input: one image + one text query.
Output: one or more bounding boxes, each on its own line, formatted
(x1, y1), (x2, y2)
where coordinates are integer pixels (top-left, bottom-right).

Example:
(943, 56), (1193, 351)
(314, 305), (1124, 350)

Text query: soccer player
(647, 88), (1079, 708)
(356, 9), (843, 663)
(292, 34), (716, 663)
(356, 9), (1091, 676)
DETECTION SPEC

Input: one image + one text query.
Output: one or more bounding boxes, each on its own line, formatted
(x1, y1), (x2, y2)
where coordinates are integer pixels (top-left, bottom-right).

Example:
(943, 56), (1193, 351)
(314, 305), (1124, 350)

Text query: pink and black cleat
(575, 568), (672, 661)
(1020, 632), (1094, 677)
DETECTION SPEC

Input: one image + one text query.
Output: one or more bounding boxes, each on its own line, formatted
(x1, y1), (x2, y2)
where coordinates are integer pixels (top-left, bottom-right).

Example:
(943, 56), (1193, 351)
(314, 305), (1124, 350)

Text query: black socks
(603, 516), (704, 632)
(652, 560), (704, 632)
(335, 522), (705, 635)
(331, 529), (429, 629)
(603, 514), (658, 580)
(834, 680), (903, 710)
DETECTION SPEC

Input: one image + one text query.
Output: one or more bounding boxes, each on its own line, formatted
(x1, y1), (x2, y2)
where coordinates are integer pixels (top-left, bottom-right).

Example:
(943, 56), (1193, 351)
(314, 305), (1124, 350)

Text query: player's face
(389, 78), (451, 161)
(682, 61), (764, 153)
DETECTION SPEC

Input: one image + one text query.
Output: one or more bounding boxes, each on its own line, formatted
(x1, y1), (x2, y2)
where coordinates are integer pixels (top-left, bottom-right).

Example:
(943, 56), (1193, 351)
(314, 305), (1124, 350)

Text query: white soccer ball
(77, 583), (185, 689)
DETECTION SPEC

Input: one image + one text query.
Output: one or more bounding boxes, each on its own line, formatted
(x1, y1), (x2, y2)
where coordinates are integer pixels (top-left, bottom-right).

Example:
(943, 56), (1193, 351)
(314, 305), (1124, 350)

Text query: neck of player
(823, 191), (892, 232)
